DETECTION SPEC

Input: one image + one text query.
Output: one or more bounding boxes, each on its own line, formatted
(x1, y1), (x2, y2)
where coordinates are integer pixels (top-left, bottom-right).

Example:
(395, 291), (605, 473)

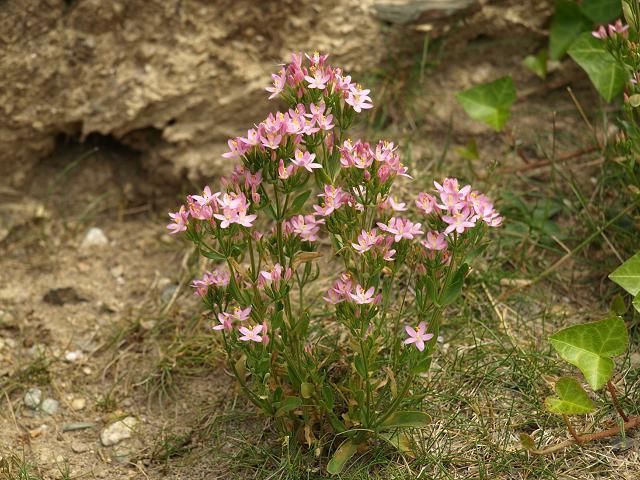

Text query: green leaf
(545, 377), (596, 415)
(580, 0), (623, 23)
(610, 294), (628, 316)
(568, 33), (627, 102)
(440, 264), (469, 306)
(523, 50), (548, 79)
(327, 439), (358, 475)
(609, 251), (640, 296)
(519, 433), (536, 451)
(633, 293), (640, 313)
(378, 431), (413, 455)
(287, 189), (312, 217)
(456, 76), (516, 131)
(549, 0), (593, 60)
(379, 411), (431, 430)
(200, 249), (226, 261)
(549, 317), (628, 390)
(301, 382), (313, 399)
(276, 396), (302, 416)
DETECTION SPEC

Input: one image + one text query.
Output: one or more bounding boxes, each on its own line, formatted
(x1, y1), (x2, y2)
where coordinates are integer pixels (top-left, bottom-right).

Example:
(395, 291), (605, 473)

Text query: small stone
(41, 398), (60, 415)
(80, 228), (109, 249)
(71, 397), (86, 411)
(82, 366), (92, 375)
(43, 287), (86, 306)
(110, 265), (124, 278)
(64, 350), (84, 362)
(29, 424), (47, 438)
(100, 417), (137, 446)
(71, 441), (90, 454)
(24, 388), (42, 408)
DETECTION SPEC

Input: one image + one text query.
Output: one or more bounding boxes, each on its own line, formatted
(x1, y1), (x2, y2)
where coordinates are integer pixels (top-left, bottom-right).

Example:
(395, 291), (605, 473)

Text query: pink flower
(213, 313), (233, 332)
(314, 185), (348, 216)
(592, 25), (607, 39)
(266, 68), (286, 100)
(290, 214), (324, 242)
(167, 206), (189, 234)
(345, 85), (373, 113)
(416, 192), (438, 214)
(191, 186), (218, 206)
(229, 306), (252, 322)
(349, 284), (376, 304)
(351, 229), (380, 254)
(259, 263), (292, 289)
(608, 19), (629, 37)
(238, 324), (263, 343)
(377, 217), (423, 242)
(291, 149), (322, 172)
(222, 138), (248, 159)
(404, 322), (434, 352)
(304, 69), (330, 90)
(278, 159), (295, 179)
(192, 269), (230, 296)
(388, 197), (407, 212)
(442, 208), (476, 234)
(323, 273), (353, 304)
(421, 231), (447, 251)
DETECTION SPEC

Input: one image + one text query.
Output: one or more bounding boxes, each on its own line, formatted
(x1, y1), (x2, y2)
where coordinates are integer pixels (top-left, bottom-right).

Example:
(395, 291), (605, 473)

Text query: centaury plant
(166, 52), (502, 473)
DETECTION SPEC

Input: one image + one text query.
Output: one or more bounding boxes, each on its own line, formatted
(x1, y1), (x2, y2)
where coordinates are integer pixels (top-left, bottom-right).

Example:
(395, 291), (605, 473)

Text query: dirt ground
(1, 23), (638, 480)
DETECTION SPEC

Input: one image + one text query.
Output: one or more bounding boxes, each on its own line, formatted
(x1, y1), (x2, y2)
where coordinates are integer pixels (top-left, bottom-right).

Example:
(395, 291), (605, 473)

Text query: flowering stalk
(166, 52), (501, 469)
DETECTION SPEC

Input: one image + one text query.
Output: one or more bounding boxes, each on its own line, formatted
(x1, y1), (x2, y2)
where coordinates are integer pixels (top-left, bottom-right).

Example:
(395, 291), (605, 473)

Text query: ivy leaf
(580, 0), (623, 23)
(549, 317), (628, 390)
(633, 293), (640, 313)
(378, 411), (431, 430)
(549, 0), (592, 60)
(568, 33), (627, 102)
(545, 377), (596, 415)
(523, 50), (548, 79)
(609, 251), (640, 296)
(327, 439), (358, 475)
(456, 76), (516, 131)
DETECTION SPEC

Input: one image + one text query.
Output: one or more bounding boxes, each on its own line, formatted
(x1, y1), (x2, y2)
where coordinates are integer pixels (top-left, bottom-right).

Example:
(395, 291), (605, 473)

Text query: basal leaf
(545, 377), (596, 415)
(327, 439), (358, 475)
(568, 33), (627, 102)
(523, 50), (548, 79)
(456, 76), (516, 131)
(276, 396), (302, 416)
(609, 251), (640, 296)
(379, 411), (431, 430)
(519, 433), (536, 451)
(549, 0), (592, 60)
(378, 431), (414, 455)
(549, 317), (628, 390)
(580, 0), (623, 23)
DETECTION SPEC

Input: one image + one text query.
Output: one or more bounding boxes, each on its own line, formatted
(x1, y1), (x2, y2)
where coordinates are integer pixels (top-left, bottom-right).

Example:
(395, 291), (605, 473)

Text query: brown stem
(525, 415), (640, 455)
(606, 380), (629, 422)
(562, 415), (582, 444)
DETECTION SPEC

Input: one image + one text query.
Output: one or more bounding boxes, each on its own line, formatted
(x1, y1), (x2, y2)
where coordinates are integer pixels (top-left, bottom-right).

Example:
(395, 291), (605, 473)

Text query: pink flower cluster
(313, 185), (352, 216)
(323, 274), (380, 305)
(191, 269), (231, 297)
(283, 214), (325, 242)
(417, 178), (502, 237)
(351, 228), (396, 261)
(593, 19), (629, 39)
(258, 263), (293, 289)
(266, 52), (373, 113)
(212, 305), (270, 345)
(339, 140), (410, 182)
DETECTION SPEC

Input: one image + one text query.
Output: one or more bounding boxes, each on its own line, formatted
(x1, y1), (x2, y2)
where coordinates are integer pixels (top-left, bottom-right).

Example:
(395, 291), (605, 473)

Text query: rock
(64, 350), (84, 363)
(41, 398), (60, 415)
(28, 424), (47, 438)
(372, 0), (477, 24)
(24, 388), (42, 408)
(80, 228), (109, 249)
(160, 284), (178, 304)
(100, 417), (137, 447)
(43, 287), (86, 306)
(71, 397), (87, 411)
(71, 441), (90, 454)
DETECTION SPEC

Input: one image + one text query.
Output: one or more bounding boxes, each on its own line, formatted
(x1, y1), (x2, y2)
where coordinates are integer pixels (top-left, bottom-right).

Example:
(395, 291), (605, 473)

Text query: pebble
(62, 422), (94, 432)
(80, 227), (109, 249)
(100, 417), (137, 446)
(64, 350), (84, 362)
(41, 398), (60, 415)
(71, 397), (87, 411)
(71, 441), (90, 454)
(24, 388), (42, 408)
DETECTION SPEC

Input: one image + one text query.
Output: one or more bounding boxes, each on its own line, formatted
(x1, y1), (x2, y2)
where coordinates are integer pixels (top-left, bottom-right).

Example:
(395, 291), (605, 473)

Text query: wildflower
(290, 214), (324, 241)
(421, 231), (447, 251)
(304, 69), (330, 90)
(259, 263), (292, 289)
(388, 197), (407, 212)
(415, 192), (438, 214)
(213, 313), (233, 332)
(351, 229), (381, 254)
(191, 186), (218, 206)
(404, 322), (434, 352)
(442, 208), (476, 234)
(229, 306), (252, 322)
(377, 217), (423, 242)
(349, 284), (376, 304)
(266, 69), (286, 100)
(314, 185), (348, 216)
(167, 206), (189, 234)
(192, 269), (230, 296)
(290, 149), (322, 172)
(222, 138), (248, 159)
(278, 159), (295, 179)
(238, 324), (263, 343)
(346, 85), (373, 113)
